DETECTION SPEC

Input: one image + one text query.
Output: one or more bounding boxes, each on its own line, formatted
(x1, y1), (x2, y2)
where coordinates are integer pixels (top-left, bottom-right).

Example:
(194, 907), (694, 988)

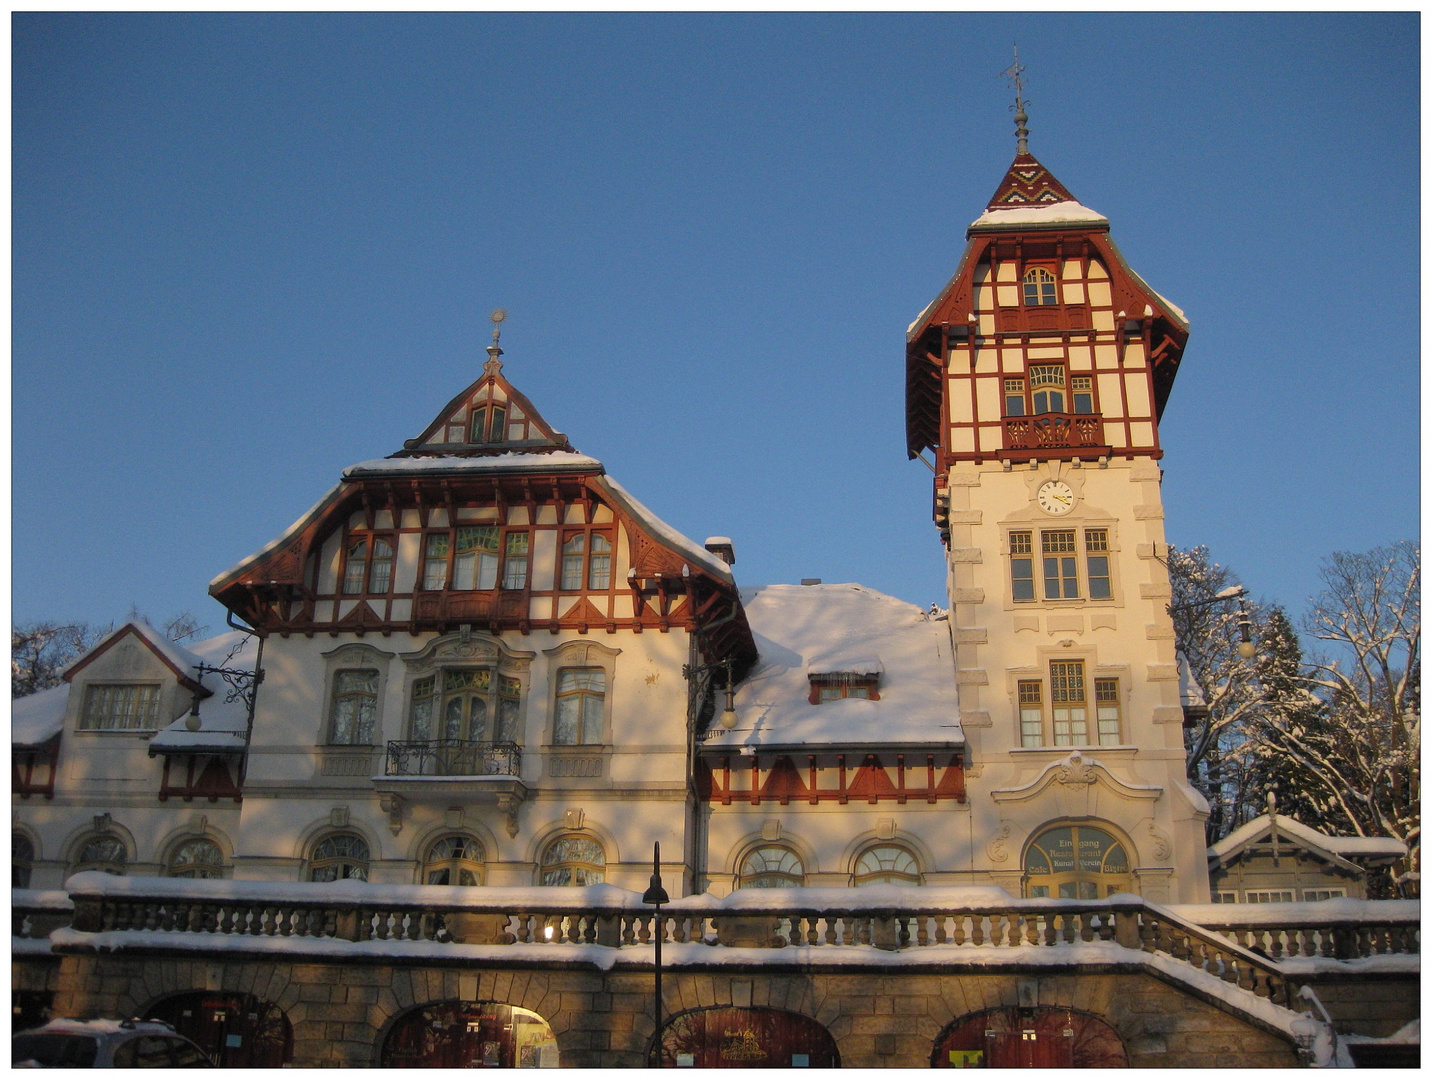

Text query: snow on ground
(706, 584), (961, 750)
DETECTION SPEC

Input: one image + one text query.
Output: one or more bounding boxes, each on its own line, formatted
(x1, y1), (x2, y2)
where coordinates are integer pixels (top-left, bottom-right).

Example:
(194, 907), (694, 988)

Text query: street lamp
(1168, 584), (1257, 661)
(641, 841), (670, 1064)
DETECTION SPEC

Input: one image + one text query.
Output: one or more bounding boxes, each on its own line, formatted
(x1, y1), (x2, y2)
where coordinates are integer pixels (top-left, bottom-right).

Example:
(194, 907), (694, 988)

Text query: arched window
(1022, 267), (1057, 306)
(424, 835), (485, 886)
(738, 845), (804, 888)
(310, 833), (370, 882)
(1024, 823), (1132, 899)
(852, 844), (920, 886)
(540, 835), (605, 886)
(329, 669), (379, 745)
(75, 835), (127, 876)
(554, 668), (606, 745)
(168, 837), (225, 879)
(13, 834), (34, 888)
(1028, 365), (1067, 414)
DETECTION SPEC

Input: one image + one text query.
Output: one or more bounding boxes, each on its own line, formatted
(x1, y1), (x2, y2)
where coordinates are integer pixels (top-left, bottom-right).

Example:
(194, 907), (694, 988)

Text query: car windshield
(13, 1033), (100, 1068)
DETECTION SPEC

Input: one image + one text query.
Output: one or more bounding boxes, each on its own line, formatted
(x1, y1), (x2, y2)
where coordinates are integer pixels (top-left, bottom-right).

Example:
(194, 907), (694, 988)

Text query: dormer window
(808, 673), (880, 704)
(1023, 267), (1058, 306)
(469, 404), (507, 444)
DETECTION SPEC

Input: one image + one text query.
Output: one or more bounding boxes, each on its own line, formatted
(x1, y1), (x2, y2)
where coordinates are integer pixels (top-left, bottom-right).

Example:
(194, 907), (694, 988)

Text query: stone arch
(290, 813), (383, 868)
(722, 829), (819, 884)
(155, 822), (235, 875)
(376, 999), (560, 1068)
(403, 816), (502, 869)
(142, 989), (294, 1067)
(524, 816), (620, 873)
(60, 816), (138, 877)
(651, 1005), (840, 1068)
(931, 1005), (1128, 1068)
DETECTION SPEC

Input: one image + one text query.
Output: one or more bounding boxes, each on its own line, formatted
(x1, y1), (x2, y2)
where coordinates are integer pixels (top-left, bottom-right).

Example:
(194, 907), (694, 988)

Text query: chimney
(704, 537), (735, 566)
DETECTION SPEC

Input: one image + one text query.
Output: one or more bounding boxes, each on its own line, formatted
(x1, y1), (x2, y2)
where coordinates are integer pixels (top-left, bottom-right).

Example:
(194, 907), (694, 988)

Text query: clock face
(1037, 480), (1075, 515)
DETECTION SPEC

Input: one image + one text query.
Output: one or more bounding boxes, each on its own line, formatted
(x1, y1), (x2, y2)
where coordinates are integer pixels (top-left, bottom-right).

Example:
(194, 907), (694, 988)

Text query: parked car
(13, 1018), (214, 1068)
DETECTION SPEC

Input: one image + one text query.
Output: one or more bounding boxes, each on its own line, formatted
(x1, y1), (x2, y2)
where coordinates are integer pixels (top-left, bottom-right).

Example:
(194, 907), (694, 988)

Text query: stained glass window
(76, 835), (127, 875)
(310, 833), (369, 882)
(425, 835), (485, 886)
(738, 845), (804, 888)
(1050, 661), (1087, 745)
(853, 844), (920, 886)
(540, 835), (605, 886)
(453, 527), (500, 590)
(168, 838), (225, 879)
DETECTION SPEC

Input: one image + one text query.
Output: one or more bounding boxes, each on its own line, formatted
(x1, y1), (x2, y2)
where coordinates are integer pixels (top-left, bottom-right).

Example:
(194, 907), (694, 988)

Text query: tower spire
(484, 308), (506, 377)
(1001, 45), (1029, 156)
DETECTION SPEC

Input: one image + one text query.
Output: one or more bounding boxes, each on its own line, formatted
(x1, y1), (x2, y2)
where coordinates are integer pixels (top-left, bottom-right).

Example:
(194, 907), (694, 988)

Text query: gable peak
(985, 151), (1078, 211)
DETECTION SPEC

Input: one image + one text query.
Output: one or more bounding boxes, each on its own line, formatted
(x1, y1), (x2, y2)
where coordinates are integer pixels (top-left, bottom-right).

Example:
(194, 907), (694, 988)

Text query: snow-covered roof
(1209, 814), (1408, 868)
(1177, 650), (1206, 710)
(594, 474), (734, 585)
(62, 620), (206, 686)
(148, 630), (257, 753)
(704, 583), (961, 750)
(968, 199), (1109, 232)
(12, 683), (69, 747)
(342, 451), (603, 479)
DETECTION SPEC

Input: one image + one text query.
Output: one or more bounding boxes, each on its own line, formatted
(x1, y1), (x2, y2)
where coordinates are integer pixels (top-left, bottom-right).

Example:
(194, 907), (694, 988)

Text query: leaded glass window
(489, 405), (507, 443)
(853, 844), (920, 886)
(76, 835), (127, 875)
(1029, 364), (1066, 414)
(497, 676), (522, 743)
(410, 676), (436, 740)
(540, 835), (606, 886)
(442, 669), (491, 742)
(1042, 530), (1079, 599)
(1050, 661), (1087, 745)
(453, 526), (500, 590)
(425, 835), (485, 886)
(1095, 678), (1121, 745)
(502, 532), (530, 590)
(738, 845), (804, 888)
(1019, 680), (1044, 747)
(1023, 267), (1057, 306)
(554, 668), (605, 745)
(469, 406), (487, 444)
(343, 540), (368, 595)
(422, 534), (450, 590)
(1004, 377), (1026, 416)
(168, 838), (225, 879)
(1084, 528), (1112, 600)
(79, 684), (161, 731)
(1024, 824), (1130, 899)
(330, 669), (378, 745)
(310, 833), (369, 882)
(1071, 375), (1094, 414)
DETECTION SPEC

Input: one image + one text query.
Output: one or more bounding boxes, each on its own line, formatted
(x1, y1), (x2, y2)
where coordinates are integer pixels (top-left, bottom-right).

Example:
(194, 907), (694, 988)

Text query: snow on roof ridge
(969, 200), (1109, 231)
(592, 474), (733, 584)
(343, 450), (604, 477)
(1209, 814), (1408, 860)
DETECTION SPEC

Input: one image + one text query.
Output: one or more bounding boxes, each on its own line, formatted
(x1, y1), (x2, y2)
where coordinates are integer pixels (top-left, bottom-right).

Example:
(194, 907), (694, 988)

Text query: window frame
(851, 843), (921, 886)
(808, 675), (880, 704)
(416, 525), (533, 594)
(558, 528), (616, 592)
(74, 834), (128, 876)
(1094, 677), (1121, 745)
(553, 667), (607, 745)
(1007, 526), (1117, 605)
(1049, 660), (1088, 746)
(539, 833), (606, 886)
(1022, 266), (1059, 307)
(408, 667), (523, 745)
(423, 834), (486, 886)
(328, 667), (381, 746)
(166, 836), (227, 880)
(1009, 530), (1036, 602)
(77, 682), (163, 732)
(737, 844), (805, 889)
(308, 831), (370, 882)
(13, 833), (35, 889)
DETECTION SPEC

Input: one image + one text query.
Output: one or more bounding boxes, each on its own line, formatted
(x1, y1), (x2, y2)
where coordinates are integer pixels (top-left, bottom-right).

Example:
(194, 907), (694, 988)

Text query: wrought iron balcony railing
(384, 739), (521, 778)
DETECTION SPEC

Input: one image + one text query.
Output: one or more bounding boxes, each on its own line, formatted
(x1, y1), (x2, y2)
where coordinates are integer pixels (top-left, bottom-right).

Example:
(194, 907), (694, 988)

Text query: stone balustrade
(1170, 900), (1421, 962)
(12, 888), (74, 942)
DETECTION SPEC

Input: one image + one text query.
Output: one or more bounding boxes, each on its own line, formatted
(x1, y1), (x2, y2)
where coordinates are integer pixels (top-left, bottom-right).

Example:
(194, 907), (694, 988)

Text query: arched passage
(380, 1001), (558, 1068)
(145, 991), (293, 1067)
(652, 1007), (839, 1068)
(932, 1007), (1127, 1068)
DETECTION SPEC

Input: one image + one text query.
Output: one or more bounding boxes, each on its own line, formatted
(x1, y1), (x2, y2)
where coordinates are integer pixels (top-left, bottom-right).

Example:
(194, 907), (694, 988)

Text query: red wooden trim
(703, 752), (966, 806)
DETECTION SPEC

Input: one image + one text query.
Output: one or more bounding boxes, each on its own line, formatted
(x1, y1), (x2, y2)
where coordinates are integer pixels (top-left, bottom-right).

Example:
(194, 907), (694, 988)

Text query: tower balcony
(1002, 413), (1109, 460)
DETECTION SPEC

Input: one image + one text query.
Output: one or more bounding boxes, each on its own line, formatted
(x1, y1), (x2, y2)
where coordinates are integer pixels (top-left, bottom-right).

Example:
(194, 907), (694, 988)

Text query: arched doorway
(652, 1007), (839, 1068)
(933, 1007), (1127, 1068)
(1024, 823), (1133, 899)
(380, 1001), (558, 1068)
(146, 992), (292, 1067)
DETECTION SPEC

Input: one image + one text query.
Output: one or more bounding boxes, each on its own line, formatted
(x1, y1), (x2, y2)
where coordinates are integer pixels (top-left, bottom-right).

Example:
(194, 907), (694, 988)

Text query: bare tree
(1250, 542), (1420, 892)
(11, 622), (111, 698)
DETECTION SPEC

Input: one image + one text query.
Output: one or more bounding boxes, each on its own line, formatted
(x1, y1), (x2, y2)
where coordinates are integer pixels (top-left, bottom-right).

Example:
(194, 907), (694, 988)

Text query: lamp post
(641, 841), (670, 1064)
(1168, 584), (1257, 660)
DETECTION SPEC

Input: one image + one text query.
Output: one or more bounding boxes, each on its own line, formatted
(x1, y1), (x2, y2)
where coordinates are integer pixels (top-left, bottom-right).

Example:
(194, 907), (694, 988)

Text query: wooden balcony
(996, 305), (1091, 335)
(1002, 413), (1108, 459)
(411, 589), (527, 629)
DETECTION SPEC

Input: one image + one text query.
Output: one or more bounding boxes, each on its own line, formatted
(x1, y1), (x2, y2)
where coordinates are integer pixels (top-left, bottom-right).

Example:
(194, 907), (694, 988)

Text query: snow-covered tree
(1166, 545), (1294, 840)
(1250, 542), (1420, 894)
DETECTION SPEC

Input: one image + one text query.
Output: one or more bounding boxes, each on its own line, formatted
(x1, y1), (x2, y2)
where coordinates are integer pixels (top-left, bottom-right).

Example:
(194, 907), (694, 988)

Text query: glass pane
(489, 406), (507, 441)
(1011, 557), (1035, 601)
(423, 535), (449, 589)
(476, 551), (499, 590)
(554, 695), (579, 745)
(343, 541), (367, 594)
(444, 697), (464, 741)
(453, 551), (475, 590)
(468, 698), (487, 742)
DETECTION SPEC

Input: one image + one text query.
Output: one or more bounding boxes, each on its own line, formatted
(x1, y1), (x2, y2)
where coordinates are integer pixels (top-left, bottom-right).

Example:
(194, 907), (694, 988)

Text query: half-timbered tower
(904, 122), (1210, 902)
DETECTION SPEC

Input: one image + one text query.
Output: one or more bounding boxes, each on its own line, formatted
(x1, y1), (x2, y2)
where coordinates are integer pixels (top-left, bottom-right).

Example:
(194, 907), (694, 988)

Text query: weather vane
(485, 308), (506, 376)
(1000, 45), (1030, 156)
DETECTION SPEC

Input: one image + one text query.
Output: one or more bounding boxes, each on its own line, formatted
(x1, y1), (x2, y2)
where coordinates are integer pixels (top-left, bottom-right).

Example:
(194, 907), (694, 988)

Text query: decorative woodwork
(12, 735), (59, 799)
(702, 752), (966, 806)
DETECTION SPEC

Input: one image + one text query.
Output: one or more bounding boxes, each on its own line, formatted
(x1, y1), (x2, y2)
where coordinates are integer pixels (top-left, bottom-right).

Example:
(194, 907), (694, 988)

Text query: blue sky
(12, 12), (1419, 635)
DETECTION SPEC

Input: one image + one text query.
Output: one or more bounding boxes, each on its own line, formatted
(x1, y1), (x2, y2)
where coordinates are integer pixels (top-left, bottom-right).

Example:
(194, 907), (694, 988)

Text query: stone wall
(46, 953), (1304, 1068)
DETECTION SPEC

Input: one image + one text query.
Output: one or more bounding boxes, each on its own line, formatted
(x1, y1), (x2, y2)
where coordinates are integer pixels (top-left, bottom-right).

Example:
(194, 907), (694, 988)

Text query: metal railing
(384, 739), (521, 777)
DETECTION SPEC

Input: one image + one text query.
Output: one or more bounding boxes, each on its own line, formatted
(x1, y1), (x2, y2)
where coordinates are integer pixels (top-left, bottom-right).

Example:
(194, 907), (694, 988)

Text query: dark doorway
(933, 1007), (1127, 1068)
(653, 1007), (840, 1068)
(380, 1001), (558, 1068)
(146, 992), (293, 1068)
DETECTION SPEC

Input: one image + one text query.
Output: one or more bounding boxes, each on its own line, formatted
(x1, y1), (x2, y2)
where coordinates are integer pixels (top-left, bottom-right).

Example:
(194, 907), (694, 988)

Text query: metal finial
(484, 308), (506, 377)
(1001, 45), (1029, 156)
